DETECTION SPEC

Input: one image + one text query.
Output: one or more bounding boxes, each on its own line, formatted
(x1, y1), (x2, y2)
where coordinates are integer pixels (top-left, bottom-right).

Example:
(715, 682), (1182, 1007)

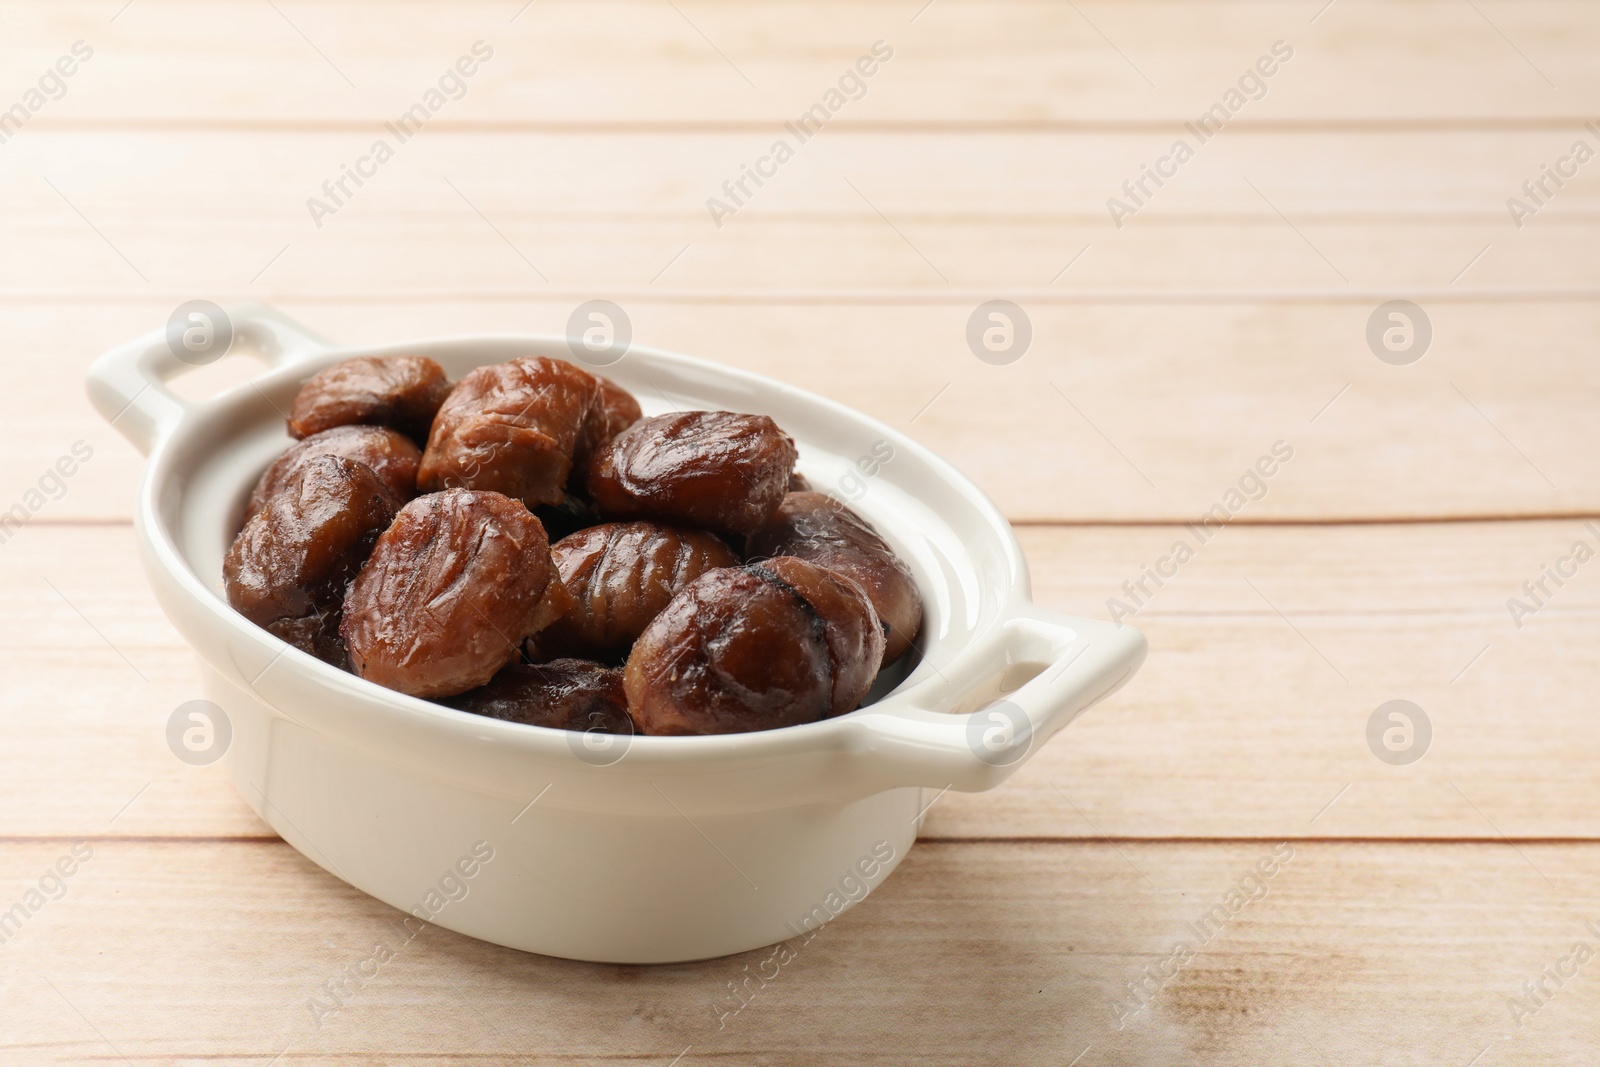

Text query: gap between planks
(4, 835), (1599, 846)
(14, 211), (1600, 225)
(20, 118), (1600, 135)
(7, 289), (1600, 305)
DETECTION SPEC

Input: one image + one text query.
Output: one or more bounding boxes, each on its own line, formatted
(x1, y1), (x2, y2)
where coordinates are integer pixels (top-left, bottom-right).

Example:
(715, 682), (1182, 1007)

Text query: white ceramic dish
(87, 303), (1146, 964)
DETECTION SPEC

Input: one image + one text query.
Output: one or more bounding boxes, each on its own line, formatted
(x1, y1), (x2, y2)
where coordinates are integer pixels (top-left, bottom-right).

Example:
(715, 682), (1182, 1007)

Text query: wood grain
(3, 522), (1593, 842)
(5, 120), (1598, 522)
(12, 210), (1600, 296)
(6, 130), (1600, 246)
(0, 837), (1593, 1065)
(6, 0), (1599, 125)
(2, 0), (1595, 1060)
(10, 296), (1597, 523)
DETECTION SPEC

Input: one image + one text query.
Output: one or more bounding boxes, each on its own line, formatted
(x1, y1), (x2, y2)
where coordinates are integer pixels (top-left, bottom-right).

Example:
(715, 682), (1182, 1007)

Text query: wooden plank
(0, 522), (265, 841)
(0, 836), (1594, 1064)
(7, 1), (1600, 125)
(6, 0), (1595, 1059)
(6, 124), (1598, 522)
(948, 521), (1600, 839)
(7, 130), (1600, 238)
(10, 297), (1598, 523)
(7, 211), (1600, 295)
(4, 522), (1597, 841)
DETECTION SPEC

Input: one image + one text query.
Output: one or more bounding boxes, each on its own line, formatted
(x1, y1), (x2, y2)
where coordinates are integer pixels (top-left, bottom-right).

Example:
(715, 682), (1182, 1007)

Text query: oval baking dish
(87, 303), (1147, 964)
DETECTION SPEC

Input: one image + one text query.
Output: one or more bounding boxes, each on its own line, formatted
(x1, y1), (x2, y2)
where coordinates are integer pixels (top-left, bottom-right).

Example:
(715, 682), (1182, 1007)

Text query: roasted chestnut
(585, 411), (796, 537)
(244, 424), (420, 524)
(288, 355), (451, 443)
(225, 360), (927, 740)
(530, 521), (738, 662)
(574, 374), (643, 471)
(623, 557), (883, 735)
(224, 455), (401, 666)
(446, 658), (631, 734)
(747, 491), (923, 664)
(418, 357), (602, 509)
(341, 488), (567, 698)
(759, 555), (885, 718)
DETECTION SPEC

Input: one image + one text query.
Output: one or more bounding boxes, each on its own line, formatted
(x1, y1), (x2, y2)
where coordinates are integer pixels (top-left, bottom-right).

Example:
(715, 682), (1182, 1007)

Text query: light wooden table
(3, 2), (1597, 1063)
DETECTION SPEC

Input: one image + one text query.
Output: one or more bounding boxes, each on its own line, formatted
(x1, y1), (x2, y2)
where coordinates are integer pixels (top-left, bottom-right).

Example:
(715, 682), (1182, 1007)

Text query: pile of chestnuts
(223, 353), (923, 737)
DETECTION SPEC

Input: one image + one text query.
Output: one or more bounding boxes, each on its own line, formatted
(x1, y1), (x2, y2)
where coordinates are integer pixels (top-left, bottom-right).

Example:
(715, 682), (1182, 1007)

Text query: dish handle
(840, 606), (1147, 794)
(86, 302), (334, 455)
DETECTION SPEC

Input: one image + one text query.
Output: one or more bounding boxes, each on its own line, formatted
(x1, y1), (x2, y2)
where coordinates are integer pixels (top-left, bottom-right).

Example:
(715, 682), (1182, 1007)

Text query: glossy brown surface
(417, 357), (599, 509)
(340, 489), (561, 698)
(585, 411), (797, 537)
(287, 355), (451, 443)
(244, 424), (421, 524)
(531, 521), (738, 662)
(445, 658), (631, 734)
(574, 374), (643, 472)
(747, 491), (924, 664)
(623, 565), (829, 735)
(760, 555), (885, 717)
(623, 556), (881, 735)
(223, 455), (400, 666)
